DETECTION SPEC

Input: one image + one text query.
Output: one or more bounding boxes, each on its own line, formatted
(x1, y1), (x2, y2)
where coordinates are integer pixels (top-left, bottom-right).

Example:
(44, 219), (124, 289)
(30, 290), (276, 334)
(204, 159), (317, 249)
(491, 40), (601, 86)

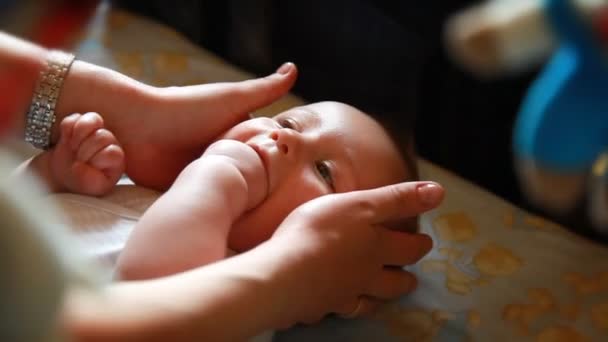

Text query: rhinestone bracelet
(25, 50), (75, 150)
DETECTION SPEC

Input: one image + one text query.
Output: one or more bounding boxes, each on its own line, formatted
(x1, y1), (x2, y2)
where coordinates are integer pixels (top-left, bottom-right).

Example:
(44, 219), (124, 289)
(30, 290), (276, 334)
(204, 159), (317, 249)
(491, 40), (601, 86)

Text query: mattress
(51, 3), (608, 341)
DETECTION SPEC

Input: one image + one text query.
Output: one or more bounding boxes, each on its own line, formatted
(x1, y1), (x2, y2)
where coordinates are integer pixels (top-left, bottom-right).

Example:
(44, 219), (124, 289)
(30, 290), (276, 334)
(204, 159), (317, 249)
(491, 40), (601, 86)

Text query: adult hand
(59, 181), (442, 341)
(56, 61), (297, 190)
(268, 181), (444, 325)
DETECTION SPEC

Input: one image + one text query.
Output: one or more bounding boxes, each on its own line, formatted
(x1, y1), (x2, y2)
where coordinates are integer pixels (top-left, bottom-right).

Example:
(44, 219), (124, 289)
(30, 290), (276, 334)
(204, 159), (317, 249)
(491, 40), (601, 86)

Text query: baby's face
(218, 101), (411, 252)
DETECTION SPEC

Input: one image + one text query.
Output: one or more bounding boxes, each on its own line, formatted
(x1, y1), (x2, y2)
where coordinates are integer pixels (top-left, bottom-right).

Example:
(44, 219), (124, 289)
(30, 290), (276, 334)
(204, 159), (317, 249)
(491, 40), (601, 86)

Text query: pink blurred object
(0, 0), (98, 137)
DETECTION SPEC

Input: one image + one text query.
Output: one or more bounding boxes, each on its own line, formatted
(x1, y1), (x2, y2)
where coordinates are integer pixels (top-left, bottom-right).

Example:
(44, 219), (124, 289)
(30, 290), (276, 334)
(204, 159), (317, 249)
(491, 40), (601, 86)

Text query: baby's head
(219, 101), (417, 252)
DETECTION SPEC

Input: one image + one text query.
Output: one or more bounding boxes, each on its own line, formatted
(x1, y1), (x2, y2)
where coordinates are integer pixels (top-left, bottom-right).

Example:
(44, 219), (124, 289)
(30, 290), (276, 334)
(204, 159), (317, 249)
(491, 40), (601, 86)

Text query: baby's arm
(13, 112), (125, 196)
(116, 140), (267, 280)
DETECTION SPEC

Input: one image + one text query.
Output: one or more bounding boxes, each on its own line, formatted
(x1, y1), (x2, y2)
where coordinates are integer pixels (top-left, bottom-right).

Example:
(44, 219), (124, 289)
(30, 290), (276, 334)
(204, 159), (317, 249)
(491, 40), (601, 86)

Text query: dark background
(116, 0), (603, 242)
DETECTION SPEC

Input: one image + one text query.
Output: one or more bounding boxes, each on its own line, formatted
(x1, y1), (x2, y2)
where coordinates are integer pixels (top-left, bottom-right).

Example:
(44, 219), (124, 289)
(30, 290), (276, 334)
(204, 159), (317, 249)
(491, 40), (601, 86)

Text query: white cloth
(51, 185), (160, 275)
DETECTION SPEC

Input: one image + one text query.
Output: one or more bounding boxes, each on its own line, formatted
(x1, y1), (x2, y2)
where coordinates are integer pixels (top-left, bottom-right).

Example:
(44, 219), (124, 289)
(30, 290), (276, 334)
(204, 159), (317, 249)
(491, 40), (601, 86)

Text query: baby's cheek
(277, 175), (328, 220)
(268, 174), (324, 228)
(296, 169), (330, 198)
(227, 174), (325, 252)
(267, 167), (327, 211)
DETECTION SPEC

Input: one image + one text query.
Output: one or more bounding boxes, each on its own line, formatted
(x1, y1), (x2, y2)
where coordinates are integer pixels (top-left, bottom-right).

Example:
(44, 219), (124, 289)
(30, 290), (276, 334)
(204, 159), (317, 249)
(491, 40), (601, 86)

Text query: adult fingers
(336, 296), (383, 318)
(202, 62), (298, 114)
(352, 297), (382, 317)
(383, 215), (420, 233)
(366, 268), (418, 300)
(380, 230), (433, 266)
(343, 181), (444, 224)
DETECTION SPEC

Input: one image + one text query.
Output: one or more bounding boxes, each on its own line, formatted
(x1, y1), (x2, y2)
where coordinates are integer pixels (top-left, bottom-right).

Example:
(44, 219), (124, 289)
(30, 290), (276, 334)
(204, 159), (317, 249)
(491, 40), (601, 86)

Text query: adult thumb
(211, 62), (298, 114)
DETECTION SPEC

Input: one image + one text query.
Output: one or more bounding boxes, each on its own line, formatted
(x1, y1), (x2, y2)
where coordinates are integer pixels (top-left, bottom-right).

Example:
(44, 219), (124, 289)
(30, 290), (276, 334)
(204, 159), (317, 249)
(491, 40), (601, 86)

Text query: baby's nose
(270, 129), (299, 155)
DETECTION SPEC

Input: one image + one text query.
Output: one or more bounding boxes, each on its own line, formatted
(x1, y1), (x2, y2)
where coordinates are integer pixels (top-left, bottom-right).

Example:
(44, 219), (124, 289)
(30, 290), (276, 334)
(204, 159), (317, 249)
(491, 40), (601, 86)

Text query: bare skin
(115, 101), (414, 280)
(63, 181), (442, 341)
(1, 32), (444, 340)
(13, 112), (124, 195)
(1, 31), (297, 191)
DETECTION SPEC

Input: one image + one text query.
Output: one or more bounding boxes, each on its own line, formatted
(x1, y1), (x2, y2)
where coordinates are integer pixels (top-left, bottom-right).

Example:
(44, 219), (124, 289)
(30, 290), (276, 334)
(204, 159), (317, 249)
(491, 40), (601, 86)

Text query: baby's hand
(202, 139), (268, 210)
(46, 112), (125, 196)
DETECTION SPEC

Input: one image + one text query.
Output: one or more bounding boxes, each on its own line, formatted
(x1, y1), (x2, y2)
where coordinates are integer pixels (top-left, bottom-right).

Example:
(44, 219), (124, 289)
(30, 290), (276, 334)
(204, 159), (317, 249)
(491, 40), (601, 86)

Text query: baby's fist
(203, 139), (268, 209)
(48, 112), (125, 196)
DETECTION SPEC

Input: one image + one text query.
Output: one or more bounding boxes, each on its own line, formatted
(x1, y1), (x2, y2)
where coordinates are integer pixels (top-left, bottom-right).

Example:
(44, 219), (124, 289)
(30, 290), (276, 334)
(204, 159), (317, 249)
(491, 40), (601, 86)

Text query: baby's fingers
(89, 144), (125, 182)
(58, 113), (80, 145)
(69, 145), (125, 196)
(70, 162), (113, 196)
(89, 145), (125, 184)
(50, 113), (81, 166)
(76, 128), (118, 162)
(71, 112), (104, 150)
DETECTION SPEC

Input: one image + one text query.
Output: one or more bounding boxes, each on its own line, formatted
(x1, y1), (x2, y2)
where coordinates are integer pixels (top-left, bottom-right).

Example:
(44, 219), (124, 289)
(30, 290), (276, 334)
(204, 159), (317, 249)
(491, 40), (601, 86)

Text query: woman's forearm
(64, 243), (296, 341)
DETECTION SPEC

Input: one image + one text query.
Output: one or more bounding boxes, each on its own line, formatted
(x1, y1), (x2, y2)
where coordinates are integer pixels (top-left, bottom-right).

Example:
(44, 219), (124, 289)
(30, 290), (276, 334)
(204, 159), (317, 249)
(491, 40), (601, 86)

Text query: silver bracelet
(25, 50), (75, 150)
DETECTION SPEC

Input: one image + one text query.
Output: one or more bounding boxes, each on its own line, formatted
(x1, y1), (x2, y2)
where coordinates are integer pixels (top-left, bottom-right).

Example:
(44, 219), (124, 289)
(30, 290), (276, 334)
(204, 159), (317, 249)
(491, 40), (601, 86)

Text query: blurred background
(3, 0), (603, 241)
(114, 0), (550, 233)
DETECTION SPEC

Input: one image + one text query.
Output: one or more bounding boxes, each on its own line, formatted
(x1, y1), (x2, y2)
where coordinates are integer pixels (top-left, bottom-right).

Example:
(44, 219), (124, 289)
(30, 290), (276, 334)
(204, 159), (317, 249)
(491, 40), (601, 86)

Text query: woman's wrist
(52, 60), (155, 146)
(153, 240), (304, 336)
(174, 241), (301, 333)
(239, 238), (316, 328)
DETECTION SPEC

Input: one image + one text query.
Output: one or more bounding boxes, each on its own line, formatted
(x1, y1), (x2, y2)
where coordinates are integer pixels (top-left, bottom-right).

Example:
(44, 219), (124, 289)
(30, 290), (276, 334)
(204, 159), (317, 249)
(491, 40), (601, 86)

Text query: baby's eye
(278, 117), (298, 131)
(315, 161), (335, 192)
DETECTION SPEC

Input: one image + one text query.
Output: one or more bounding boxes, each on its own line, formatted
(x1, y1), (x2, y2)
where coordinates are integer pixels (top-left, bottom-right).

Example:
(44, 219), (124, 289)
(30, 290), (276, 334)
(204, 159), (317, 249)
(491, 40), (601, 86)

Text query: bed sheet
(72, 3), (608, 341)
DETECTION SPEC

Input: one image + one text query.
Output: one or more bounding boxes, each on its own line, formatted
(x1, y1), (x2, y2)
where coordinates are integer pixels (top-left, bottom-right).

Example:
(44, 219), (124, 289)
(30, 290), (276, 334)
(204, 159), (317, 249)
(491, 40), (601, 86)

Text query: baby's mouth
(248, 143), (269, 170)
(246, 140), (274, 194)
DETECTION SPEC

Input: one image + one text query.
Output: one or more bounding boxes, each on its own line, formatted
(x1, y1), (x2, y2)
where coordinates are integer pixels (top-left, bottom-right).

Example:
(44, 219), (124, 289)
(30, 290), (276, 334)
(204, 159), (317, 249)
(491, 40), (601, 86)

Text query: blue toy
(513, 0), (608, 230)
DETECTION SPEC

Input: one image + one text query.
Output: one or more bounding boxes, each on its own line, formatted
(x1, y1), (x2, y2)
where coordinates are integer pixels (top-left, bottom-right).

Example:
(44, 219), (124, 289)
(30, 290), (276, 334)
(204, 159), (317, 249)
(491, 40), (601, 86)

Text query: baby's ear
(384, 216), (419, 233)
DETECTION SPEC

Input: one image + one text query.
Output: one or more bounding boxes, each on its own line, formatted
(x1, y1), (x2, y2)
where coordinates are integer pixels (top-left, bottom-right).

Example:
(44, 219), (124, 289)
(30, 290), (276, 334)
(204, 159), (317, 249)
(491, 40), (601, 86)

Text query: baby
(21, 101), (417, 280)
